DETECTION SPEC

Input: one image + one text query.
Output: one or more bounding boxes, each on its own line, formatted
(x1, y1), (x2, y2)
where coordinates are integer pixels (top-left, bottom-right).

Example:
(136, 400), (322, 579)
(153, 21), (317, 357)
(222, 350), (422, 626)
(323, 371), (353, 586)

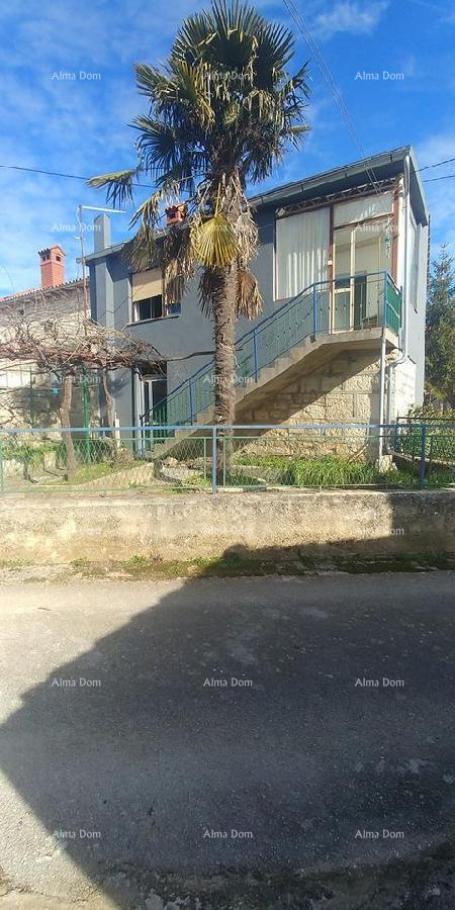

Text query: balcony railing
(145, 271), (401, 427)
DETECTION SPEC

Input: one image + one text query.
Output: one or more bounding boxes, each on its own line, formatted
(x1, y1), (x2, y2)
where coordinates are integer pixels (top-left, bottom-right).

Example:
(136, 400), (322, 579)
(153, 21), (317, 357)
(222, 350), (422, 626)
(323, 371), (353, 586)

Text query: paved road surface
(0, 574), (454, 908)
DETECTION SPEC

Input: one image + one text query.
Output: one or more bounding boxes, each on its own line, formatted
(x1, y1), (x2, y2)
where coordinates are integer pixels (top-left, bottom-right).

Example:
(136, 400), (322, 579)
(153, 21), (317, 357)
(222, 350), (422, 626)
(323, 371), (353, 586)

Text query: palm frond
(133, 116), (179, 174)
(135, 63), (171, 99)
(121, 225), (157, 271)
(87, 168), (139, 207)
(191, 214), (237, 268)
(236, 265), (262, 318)
(163, 224), (196, 308)
(254, 20), (295, 88)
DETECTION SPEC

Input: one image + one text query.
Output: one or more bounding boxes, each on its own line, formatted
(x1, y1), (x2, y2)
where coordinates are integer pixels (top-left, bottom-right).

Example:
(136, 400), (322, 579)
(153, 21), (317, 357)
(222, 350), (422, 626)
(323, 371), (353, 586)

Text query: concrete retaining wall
(0, 491), (454, 564)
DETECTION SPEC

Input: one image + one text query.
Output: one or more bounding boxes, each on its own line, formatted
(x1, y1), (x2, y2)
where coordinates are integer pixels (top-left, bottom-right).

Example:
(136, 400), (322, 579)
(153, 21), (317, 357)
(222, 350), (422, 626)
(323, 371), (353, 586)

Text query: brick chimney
(38, 245), (65, 289)
(165, 203), (187, 226)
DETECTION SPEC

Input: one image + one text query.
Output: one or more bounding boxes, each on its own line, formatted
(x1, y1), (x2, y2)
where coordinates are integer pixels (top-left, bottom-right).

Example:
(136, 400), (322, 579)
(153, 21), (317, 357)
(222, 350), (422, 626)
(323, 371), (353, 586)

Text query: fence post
(189, 381), (195, 424)
(419, 423), (427, 488)
(253, 328), (259, 382)
(428, 434), (434, 482)
(211, 425), (217, 494)
(312, 285), (318, 336)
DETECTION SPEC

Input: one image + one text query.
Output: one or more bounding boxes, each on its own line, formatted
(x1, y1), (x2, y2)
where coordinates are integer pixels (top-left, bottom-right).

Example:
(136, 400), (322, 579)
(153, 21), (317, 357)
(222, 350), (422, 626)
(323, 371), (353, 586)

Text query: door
(333, 227), (352, 330)
(333, 220), (389, 331)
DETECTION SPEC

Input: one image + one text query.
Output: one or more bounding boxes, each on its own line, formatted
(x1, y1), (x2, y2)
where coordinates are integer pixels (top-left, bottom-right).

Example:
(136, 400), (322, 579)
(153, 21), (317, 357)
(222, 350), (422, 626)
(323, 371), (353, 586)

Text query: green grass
(234, 453), (419, 487)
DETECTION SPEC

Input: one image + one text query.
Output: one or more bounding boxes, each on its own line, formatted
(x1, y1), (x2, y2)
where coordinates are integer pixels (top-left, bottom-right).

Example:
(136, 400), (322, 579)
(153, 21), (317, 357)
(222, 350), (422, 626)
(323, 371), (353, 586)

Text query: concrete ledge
(0, 490), (454, 564)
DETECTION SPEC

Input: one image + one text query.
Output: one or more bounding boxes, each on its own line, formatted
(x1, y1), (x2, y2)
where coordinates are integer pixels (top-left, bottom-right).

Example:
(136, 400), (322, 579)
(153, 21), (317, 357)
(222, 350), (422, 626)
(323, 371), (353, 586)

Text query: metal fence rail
(1, 421), (454, 494)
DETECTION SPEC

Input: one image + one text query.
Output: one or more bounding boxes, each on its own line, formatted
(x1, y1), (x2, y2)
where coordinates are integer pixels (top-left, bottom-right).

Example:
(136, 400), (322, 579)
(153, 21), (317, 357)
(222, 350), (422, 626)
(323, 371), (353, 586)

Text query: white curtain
(334, 192), (393, 227)
(275, 207), (330, 299)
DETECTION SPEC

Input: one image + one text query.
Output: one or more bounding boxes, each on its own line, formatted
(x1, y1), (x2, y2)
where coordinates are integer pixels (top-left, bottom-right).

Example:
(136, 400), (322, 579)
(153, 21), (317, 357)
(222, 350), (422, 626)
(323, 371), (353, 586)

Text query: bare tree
(0, 307), (163, 479)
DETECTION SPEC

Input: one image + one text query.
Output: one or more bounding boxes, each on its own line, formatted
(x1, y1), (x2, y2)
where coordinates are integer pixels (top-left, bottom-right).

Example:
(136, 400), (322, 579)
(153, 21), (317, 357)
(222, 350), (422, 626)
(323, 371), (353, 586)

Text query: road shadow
(0, 546), (455, 907)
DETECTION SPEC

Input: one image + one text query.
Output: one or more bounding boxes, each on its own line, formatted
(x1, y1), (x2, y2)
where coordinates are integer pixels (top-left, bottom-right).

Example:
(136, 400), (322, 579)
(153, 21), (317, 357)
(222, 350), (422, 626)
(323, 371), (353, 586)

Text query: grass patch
(234, 453), (418, 487)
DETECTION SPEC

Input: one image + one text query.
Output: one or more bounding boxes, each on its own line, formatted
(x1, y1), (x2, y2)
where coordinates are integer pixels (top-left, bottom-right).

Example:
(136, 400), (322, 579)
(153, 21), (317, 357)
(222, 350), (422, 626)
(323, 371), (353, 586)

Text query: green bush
(0, 438), (60, 466)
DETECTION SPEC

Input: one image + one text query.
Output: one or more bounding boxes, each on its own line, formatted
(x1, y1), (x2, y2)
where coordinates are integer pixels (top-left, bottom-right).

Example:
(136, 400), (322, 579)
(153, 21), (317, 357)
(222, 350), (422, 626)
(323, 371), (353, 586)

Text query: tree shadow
(0, 544), (454, 908)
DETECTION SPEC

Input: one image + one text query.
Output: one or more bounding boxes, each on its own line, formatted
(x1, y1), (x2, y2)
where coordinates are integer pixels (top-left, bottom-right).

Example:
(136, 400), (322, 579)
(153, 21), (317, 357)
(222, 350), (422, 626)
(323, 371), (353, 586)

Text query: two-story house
(86, 146), (429, 434)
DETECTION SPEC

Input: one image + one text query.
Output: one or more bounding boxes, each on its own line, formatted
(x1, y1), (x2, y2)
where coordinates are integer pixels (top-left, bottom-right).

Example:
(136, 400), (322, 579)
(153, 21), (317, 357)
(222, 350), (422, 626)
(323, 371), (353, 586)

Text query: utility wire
(423, 173), (455, 182)
(0, 163), (199, 191)
(2, 157), (455, 190)
(281, 0), (455, 194)
(281, 0), (383, 198)
(417, 156), (455, 173)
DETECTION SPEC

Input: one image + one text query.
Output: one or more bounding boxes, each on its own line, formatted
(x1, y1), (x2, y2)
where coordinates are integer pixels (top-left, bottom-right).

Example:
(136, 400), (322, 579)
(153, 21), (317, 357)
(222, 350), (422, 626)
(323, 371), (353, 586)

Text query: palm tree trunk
(59, 374), (77, 480)
(213, 260), (237, 482)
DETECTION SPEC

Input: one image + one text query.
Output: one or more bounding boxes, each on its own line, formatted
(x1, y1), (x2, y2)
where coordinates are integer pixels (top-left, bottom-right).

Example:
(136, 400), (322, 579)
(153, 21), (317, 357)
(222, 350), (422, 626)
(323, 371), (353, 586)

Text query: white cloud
(314, 1), (389, 40)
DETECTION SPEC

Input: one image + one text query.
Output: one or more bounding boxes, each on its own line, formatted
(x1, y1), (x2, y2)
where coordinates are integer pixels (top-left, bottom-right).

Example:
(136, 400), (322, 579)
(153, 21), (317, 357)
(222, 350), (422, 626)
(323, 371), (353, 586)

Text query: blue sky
(0, 0), (454, 295)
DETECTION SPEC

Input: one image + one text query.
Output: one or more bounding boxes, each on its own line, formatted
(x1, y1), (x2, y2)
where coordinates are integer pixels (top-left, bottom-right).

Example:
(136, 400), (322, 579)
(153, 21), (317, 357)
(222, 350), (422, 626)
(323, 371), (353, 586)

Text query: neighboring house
(0, 247), (89, 427)
(86, 146), (429, 432)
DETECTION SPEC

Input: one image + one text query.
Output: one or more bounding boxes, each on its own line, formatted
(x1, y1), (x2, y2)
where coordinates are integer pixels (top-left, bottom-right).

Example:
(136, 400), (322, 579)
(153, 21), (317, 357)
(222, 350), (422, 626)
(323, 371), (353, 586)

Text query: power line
(423, 173), (455, 182)
(0, 163), (197, 191)
(281, 0), (384, 198)
(2, 156), (455, 192)
(281, 0), (455, 196)
(418, 156), (455, 173)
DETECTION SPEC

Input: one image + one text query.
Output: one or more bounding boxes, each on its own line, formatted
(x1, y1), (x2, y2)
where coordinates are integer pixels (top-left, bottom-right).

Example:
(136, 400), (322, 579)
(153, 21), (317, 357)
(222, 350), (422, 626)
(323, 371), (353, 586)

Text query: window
(131, 268), (183, 322)
(275, 207), (330, 300)
(0, 367), (30, 388)
(134, 294), (163, 322)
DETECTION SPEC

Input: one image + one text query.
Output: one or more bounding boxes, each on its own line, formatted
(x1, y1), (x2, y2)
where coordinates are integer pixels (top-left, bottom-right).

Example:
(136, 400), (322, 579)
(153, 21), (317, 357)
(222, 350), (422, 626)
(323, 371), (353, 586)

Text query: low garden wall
(0, 490), (454, 564)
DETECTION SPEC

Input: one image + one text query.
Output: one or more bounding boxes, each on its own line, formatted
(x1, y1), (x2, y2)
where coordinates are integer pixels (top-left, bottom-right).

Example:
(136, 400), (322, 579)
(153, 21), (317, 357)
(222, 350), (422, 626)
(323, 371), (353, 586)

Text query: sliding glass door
(332, 219), (389, 331)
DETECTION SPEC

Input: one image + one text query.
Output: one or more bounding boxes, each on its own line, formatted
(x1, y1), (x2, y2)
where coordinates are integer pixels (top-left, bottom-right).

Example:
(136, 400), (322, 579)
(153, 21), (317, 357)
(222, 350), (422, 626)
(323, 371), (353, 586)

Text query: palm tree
(89, 0), (310, 444)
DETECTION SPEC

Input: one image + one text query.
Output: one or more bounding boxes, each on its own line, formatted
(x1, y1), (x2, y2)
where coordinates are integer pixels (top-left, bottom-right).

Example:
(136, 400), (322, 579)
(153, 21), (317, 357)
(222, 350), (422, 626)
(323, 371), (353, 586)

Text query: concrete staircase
(142, 271), (400, 458)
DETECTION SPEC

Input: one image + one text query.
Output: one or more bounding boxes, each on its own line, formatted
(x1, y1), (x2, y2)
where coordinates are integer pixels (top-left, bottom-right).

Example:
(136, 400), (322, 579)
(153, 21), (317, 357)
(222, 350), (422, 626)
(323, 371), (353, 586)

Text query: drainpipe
(386, 153), (411, 421)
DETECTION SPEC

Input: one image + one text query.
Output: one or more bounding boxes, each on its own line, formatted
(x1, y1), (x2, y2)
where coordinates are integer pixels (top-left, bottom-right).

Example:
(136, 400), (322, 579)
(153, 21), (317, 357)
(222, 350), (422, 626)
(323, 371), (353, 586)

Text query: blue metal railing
(146, 271), (401, 427)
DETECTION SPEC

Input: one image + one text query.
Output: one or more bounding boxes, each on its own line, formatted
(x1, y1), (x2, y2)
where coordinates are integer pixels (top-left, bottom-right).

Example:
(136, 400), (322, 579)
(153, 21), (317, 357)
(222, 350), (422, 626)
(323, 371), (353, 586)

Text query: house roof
(85, 145), (429, 264)
(0, 277), (87, 307)
(250, 145), (428, 225)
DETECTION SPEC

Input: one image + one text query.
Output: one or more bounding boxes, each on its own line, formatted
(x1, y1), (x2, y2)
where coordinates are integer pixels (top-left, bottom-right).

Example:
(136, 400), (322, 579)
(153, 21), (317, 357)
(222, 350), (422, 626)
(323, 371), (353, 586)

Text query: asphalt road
(0, 573), (454, 909)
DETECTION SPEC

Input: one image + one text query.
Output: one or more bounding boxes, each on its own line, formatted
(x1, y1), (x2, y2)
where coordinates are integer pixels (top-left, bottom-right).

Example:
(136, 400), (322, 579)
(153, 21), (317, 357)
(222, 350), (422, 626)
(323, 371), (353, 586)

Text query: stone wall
(246, 350), (381, 424)
(0, 490), (453, 564)
(238, 349), (381, 459)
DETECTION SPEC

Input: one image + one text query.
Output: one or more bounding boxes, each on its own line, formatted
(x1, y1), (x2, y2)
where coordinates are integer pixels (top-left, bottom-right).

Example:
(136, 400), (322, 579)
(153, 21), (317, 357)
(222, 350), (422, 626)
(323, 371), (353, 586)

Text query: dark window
(134, 294), (163, 321)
